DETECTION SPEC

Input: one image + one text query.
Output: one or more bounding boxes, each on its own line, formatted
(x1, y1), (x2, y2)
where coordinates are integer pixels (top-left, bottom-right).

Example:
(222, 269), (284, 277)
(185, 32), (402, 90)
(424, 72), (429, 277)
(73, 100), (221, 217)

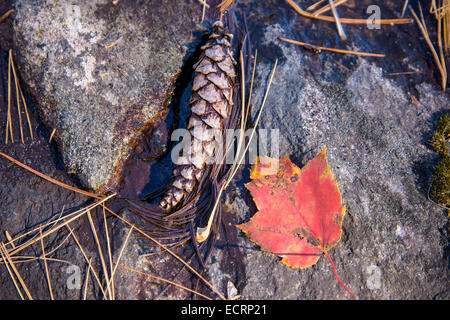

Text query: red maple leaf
(238, 148), (354, 298)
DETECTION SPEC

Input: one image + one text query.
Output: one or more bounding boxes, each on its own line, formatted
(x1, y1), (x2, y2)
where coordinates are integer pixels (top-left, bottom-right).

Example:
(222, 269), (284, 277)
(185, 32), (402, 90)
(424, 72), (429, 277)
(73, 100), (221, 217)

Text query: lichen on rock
(12, 0), (205, 192)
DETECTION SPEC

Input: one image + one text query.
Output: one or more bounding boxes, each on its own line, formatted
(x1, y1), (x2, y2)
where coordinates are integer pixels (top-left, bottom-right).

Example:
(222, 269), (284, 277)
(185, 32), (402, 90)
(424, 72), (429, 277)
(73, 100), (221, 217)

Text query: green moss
(430, 113), (450, 157)
(429, 113), (450, 207)
(430, 156), (450, 207)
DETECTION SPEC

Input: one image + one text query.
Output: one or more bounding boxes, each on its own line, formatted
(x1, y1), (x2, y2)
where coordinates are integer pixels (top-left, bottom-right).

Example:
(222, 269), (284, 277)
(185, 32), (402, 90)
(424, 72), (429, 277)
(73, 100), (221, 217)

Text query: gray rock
(207, 22), (449, 299)
(12, 0), (205, 192)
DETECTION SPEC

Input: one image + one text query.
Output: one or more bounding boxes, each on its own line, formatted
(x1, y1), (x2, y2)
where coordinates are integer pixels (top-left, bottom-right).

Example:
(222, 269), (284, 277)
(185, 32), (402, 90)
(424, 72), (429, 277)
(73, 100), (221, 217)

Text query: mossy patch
(430, 156), (450, 207)
(430, 113), (450, 157)
(430, 113), (450, 207)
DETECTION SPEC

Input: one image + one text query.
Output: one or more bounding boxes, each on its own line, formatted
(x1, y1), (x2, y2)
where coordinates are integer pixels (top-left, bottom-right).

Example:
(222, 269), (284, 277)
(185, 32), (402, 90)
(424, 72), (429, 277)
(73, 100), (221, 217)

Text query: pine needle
(0, 151), (102, 199)
(445, 0), (450, 54)
(48, 128), (56, 143)
(431, 0), (450, 54)
(312, 0), (348, 17)
(5, 255), (72, 265)
(328, 0), (347, 40)
(386, 70), (422, 76)
(401, 0), (409, 17)
(197, 0), (210, 8)
(3, 204), (84, 251)
(286, 0), (413, 25)
(0, 243), (24, 299)
(307, 0), (327, 12)
(5, 194), (116, 258)
(106, 225), (134, 295)
(66, 224), (108, 298)
(244, 50), (258, 127)
(18, 84), (33, 140)
(218, 0), (235, 13)
(9, 231), (72, 263)
(0, 242), (33, 299)
(410, 7), (447, 90)
(6, 51), (13, 144)
(332, 59), (350, 71)
(10, 50), (24, 143)
(103, 205), (226, 300)
(39, 225), (54, 300)
(83, 258), (93, 300)
(201, 1), (207, 23)
(103, 38), (121, 49)
(431, 0), (450, 58)
(0, 9), (13, 24)
(278, 37), (386, 57)
(119, 265), (214, 300)
(4, 50), (34, 143)
(5, 230), (15, 249)
(102, 205), (114, 299)
(86, 210), (113, 300)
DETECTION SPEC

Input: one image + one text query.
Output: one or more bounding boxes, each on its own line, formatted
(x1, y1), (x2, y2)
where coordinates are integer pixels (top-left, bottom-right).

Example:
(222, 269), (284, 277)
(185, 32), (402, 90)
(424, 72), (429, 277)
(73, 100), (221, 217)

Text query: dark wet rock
(12, 0), (205, 192)
(0, 48), (89, 299)
(0, 1), (14, 52)
(0, 151), (89, 300)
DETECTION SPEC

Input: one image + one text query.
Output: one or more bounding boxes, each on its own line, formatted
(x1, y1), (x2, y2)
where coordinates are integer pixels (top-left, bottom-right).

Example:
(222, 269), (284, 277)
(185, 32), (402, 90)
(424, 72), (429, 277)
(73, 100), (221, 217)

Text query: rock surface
(0, 48), (90, 299)
(1, 0), (448, 300)
(205, 0), (449, 299)
(12, 0), (205, 192)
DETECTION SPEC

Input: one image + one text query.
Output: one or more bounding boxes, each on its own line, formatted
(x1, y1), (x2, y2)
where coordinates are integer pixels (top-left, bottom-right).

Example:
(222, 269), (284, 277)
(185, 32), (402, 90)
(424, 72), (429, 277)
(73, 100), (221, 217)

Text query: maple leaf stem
(323, 250), (355, 299)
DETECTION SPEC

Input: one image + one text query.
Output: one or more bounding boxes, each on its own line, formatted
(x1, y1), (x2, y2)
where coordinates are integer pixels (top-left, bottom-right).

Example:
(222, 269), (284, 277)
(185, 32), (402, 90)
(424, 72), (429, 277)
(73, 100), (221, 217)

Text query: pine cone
(160, 21), (236, 210)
